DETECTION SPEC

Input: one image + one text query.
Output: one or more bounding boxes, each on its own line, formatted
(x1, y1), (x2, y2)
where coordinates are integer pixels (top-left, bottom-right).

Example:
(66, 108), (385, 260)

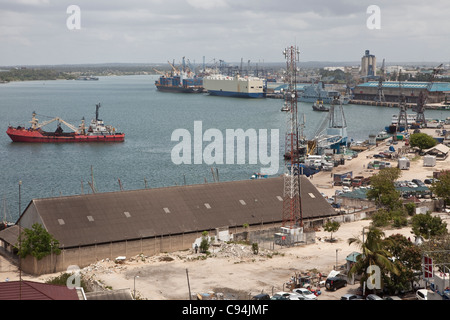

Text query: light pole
(335, 248), (341, 270)
(18, 180), (22, 300)
(133, 275), (139, 299)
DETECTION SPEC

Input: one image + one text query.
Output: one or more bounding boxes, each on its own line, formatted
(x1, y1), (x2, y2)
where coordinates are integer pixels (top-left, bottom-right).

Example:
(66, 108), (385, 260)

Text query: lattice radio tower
(282, 45), (303, 229)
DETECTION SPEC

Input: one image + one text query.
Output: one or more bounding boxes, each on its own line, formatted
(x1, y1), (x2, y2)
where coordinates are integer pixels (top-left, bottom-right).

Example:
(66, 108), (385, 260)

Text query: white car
(342, 187), (351, 193)
(416, 289), (428, 300)
(271, 292), (304, 300)
(293, 288), (317, 300)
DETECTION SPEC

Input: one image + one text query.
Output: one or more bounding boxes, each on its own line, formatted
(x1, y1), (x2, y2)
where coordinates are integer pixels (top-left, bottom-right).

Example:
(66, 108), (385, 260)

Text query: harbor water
(1, 75), (448, 221)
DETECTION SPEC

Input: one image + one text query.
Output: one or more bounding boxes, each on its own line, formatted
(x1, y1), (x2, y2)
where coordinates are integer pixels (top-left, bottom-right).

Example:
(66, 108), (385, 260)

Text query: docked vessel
(385, 114), (417, 133)
(299, 81), (350, 104)
(154, 58), (204, 93)
(155, 75), (204, 93)
(203, 74), (266, 98)
(6, 103), (125, 143)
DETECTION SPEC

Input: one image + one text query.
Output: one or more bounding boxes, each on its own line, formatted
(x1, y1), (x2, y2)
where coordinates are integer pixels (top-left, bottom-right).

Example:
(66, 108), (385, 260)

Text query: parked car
(412, 179), (425, 187)
(293, 288), (317, 300)
(366, 294), (383, 300)
(341, 294), (364, 300)
(416, 289), (428, 300)
(271, 292), (303, 300)
(424, 178), (434, 185)
(252, 293), (270, 300)
(383, 295), (402, 300)
(342, 186), (351, 193)
(325, 277), (347, 291)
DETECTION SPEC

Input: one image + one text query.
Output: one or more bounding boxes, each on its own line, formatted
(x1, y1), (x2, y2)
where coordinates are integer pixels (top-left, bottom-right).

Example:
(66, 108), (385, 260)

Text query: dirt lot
(4, 218), (442, 300)
(1, 130), (449, 300)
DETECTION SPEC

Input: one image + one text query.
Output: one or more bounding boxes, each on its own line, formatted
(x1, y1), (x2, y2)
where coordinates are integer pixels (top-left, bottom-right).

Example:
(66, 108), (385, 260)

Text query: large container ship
(203, 74), (266, 98)
(6, 104), (125, 143)
(155, 75), (204, 93)
(154, 58), (204, 93)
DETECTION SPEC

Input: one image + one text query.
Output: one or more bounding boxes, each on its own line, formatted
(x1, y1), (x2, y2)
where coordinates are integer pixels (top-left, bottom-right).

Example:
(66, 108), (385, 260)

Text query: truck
(351, 176), (371, 187)
(333, 172), (353, 186)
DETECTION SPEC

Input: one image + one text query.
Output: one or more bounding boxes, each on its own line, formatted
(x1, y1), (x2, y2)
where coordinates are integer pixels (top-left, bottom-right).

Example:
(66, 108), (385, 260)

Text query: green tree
(419, 234), (450, 267)
(384, 234), (422, 294)
(199, 231), (210, 253)
(366, 167), (402, 210)
(348, 227), (400, 293)
(430, 171), (450, 204)
(409, 133), (437, 151)
(411, 212), (448, 240)
(323, 220), (340, 242)
(16, 223), (61, 260)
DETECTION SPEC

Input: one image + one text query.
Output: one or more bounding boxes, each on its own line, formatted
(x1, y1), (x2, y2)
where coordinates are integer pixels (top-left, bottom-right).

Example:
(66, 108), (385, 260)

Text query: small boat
(281, 101), (290, 112)
(375, 131), (390, 141)
(312, 99), (329, 112)
(251, 173), (268, 179)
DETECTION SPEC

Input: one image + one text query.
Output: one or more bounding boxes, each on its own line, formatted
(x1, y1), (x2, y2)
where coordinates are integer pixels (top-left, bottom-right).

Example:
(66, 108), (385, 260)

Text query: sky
(1, 0), (449, 66)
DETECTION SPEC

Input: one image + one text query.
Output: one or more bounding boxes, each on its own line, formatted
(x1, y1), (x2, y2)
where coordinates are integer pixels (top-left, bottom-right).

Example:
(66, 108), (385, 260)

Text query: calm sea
(0, 75), (447, 221)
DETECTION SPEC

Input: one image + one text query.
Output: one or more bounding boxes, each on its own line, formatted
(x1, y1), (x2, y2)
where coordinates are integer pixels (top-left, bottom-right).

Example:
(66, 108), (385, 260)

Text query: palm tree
(348, 226), (400, 293)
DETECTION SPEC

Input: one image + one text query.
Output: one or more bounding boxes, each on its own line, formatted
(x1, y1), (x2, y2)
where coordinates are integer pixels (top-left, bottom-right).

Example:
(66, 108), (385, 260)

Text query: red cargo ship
(6, 103), (125, 143)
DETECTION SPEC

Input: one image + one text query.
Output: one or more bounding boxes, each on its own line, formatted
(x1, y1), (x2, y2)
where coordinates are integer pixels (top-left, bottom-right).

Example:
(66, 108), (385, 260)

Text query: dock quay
(349, 99), (450, 110)
(349, 100), (415, 108)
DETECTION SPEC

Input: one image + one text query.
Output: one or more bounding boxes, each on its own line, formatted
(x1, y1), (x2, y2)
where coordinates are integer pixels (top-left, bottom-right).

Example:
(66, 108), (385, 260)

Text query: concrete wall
(20, 231), (204, 275)
(20, 223), (280, 275)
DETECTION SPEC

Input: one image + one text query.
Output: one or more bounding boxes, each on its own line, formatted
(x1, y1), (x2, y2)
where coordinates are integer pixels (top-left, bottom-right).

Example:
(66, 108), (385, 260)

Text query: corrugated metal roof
(356, 81), (450, 92)
(13, 176), (336, 248)
(0, 281), (80, 300)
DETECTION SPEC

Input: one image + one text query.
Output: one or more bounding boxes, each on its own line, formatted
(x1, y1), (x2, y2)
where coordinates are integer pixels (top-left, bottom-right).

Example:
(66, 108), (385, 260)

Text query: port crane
(414, 63), (443, 125)
(375, 58), (386, 102)
(396, 70), (409, 132)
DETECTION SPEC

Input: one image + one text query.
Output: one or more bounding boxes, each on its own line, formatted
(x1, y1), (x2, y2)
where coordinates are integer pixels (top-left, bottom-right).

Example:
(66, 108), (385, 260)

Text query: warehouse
(353, 81), (450, 104)
(0, 176), (337, 275)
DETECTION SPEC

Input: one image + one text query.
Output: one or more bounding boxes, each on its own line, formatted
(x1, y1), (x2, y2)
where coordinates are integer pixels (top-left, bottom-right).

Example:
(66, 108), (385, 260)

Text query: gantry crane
(375, 58), (386, 103)
(414, 63), (443, 125)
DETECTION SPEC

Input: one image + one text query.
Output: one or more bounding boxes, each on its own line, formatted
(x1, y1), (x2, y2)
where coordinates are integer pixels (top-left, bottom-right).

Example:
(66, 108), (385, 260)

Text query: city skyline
(1, 0), (450, 66)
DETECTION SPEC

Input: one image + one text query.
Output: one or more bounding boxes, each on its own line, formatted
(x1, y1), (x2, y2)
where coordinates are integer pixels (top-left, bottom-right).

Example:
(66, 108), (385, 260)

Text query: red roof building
(0, 280), (80, 300)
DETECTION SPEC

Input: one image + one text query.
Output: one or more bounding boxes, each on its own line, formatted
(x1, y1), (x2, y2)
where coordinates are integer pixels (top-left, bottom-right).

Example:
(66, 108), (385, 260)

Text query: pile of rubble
(210, 242), (267, 259)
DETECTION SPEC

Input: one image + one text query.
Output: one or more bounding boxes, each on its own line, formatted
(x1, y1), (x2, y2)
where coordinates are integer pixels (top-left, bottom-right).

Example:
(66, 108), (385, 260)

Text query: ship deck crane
(30, 112), (80, 133)
(153, 68), (167, 76)
(167, 60), (179, 75)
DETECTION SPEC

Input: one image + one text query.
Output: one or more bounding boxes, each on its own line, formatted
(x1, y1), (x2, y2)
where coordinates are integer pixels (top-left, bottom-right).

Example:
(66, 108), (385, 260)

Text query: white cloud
(186, 0), (228, 10)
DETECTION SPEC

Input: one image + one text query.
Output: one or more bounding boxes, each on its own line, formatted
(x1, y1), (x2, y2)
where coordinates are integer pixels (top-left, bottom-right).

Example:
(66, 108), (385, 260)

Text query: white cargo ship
(203, 74), (266, 98)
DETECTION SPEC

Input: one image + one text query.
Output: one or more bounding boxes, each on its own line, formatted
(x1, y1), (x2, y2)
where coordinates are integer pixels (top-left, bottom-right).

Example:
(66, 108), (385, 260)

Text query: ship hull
(6, 127), (125, 143)
(203, 75), (266, 99)
(207, 90), (264, 99)
(155, 84), (204, 93)
(312, 105), (329, 112)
